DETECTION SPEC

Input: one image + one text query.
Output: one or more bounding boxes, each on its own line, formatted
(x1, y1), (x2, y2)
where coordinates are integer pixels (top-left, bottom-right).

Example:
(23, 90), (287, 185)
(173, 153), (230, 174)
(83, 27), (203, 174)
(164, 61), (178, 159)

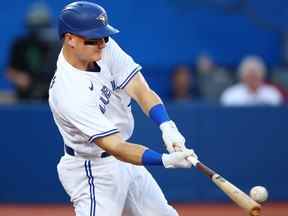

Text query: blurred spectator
(196, 54), (233, 103)
(6, 2), (59, 102)
(221, 56), (283, 106)
(170, 65), (200, 102)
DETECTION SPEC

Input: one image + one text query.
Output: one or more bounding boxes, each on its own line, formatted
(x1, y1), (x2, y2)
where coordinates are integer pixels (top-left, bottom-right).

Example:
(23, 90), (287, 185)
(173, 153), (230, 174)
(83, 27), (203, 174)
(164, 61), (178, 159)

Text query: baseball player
(49, 1), (198, 216)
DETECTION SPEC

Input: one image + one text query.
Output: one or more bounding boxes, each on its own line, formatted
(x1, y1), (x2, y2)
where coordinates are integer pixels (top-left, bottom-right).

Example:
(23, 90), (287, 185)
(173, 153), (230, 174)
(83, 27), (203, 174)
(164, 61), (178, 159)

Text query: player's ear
(65, 33), (77, 48)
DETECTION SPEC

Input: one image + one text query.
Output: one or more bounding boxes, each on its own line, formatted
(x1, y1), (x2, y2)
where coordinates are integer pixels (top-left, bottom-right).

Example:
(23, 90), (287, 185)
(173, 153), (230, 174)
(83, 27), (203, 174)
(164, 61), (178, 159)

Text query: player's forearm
(111, 142), (147, 165)
(135, 89), (163, 115)
(95, 133), (163, 166)
(95, 133), (195, 168)
(125, 73), (164, 115)
(124, 72), (184, 152)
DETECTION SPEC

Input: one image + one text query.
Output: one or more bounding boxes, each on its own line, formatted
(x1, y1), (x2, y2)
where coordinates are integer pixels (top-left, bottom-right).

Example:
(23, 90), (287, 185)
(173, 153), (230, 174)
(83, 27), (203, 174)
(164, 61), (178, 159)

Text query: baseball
(250, 186), (268, 203)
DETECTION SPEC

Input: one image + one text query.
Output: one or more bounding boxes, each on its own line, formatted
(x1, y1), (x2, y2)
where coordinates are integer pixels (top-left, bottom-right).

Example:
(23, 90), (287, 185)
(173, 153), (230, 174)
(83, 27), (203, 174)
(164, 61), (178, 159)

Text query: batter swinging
(49, 1), (198, 216)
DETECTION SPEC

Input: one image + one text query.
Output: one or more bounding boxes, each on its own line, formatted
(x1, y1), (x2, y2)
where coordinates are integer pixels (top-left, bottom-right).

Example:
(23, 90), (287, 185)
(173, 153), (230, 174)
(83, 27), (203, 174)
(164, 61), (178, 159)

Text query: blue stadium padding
(0, 103), (287, 203)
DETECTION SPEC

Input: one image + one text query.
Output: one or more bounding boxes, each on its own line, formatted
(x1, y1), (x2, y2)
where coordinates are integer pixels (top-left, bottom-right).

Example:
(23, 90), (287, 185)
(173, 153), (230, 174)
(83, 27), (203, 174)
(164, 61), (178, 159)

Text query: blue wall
(0, 104), (287, 203)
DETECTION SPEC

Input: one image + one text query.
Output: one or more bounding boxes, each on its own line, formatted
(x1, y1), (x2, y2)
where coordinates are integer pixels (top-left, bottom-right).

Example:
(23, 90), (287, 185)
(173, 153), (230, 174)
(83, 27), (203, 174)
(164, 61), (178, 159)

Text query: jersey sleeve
(108, 38), (142, 89)
(65, 94), (119, 143)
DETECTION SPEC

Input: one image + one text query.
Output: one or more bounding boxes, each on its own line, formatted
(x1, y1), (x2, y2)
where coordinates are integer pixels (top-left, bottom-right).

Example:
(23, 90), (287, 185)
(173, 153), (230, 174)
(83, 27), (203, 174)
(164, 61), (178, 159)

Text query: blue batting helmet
(58, 1), (119, 39)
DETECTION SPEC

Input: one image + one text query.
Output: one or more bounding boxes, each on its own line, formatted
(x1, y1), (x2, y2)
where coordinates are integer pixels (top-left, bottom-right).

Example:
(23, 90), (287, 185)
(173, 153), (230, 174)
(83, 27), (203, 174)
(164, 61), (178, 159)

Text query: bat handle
(173, 146), (199, 166)
(187, 156), (199, 167)
(187, 156), (217, 178)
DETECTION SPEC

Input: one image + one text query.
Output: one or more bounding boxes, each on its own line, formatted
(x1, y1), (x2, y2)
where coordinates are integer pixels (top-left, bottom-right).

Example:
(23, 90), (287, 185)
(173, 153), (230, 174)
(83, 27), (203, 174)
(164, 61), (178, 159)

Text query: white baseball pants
(57, 154), (178, 216)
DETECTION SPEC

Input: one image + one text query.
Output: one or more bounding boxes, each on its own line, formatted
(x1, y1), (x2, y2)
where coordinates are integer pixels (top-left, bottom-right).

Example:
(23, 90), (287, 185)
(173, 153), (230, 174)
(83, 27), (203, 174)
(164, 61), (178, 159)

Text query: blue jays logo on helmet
(58, 1), (119, 39)
(97, 13), (107, 25)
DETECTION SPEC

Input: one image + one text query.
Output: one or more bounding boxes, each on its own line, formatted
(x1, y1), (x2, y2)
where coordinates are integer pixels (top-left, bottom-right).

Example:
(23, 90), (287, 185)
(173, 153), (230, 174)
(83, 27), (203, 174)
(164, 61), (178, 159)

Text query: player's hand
(162, 149), (196, 168)
(160, 120), (187, 153)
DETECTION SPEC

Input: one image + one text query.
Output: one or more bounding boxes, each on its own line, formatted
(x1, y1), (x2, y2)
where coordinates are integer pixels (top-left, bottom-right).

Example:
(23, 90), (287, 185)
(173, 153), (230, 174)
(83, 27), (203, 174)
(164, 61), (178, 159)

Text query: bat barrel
(190, 159), (262, 215)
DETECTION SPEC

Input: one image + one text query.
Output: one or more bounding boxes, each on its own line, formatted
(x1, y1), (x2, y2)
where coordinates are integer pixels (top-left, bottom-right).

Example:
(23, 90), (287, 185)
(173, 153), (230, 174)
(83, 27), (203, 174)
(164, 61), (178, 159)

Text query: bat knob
(250, 207), (261, 216)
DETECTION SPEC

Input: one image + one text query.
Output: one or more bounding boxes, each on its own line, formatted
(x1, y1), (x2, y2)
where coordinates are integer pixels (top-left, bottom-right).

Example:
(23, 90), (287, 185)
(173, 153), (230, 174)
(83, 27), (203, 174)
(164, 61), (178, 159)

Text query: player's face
(73, 35), (107, 62)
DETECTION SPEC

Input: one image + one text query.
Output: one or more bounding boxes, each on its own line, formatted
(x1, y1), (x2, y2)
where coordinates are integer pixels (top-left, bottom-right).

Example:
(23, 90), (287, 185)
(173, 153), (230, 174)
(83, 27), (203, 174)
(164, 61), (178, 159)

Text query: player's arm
(94, 132), (194, 168)
(95, 132), (146, 165)
(124, 72), (162, 115)
(125, 72), (197, 157)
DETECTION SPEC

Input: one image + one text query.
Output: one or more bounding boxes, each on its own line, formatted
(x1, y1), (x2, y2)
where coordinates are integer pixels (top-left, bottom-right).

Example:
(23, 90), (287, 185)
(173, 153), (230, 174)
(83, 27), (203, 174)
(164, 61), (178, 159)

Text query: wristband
(148, 104), (170, 126)
(141, 149), (163, 166)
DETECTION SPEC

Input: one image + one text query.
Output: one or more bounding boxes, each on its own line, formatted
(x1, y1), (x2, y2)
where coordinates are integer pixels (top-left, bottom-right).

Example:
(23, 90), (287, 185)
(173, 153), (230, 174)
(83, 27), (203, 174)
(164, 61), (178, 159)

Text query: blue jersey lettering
(99, 85), (112, 113)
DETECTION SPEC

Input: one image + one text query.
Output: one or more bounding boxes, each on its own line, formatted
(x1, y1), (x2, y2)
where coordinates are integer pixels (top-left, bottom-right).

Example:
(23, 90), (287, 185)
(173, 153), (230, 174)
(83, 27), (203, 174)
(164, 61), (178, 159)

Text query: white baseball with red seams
(249, 186), (268, 203)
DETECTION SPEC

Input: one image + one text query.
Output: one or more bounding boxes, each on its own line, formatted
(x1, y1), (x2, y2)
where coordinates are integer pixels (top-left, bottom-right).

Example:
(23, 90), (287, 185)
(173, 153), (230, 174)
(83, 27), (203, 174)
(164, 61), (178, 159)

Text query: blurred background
(1, 0), (288, 215)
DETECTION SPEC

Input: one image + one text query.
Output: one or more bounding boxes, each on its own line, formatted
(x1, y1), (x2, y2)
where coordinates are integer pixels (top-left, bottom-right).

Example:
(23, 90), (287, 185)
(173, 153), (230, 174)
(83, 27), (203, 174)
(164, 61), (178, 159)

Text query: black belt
(65, 144), (110, 158)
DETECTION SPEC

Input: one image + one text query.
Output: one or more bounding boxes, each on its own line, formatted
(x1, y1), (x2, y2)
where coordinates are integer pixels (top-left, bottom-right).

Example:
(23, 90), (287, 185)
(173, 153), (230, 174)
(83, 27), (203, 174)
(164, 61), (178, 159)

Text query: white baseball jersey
(49, 38), (142, 157)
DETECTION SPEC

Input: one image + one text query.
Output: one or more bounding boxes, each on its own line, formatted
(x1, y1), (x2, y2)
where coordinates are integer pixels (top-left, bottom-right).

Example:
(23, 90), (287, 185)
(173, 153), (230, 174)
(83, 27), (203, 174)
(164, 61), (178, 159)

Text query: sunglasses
(84, 37), (109, 45)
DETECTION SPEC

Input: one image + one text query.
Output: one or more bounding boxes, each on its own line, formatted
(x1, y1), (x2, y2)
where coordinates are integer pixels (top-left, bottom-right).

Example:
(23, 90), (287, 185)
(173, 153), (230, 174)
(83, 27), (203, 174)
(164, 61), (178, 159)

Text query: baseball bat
(187, 156), (262, 216)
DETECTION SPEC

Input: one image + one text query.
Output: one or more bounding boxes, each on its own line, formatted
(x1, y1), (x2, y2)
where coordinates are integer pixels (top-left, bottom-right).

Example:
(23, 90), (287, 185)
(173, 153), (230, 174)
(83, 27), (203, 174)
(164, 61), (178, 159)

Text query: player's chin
(92, 52), (102, 61)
